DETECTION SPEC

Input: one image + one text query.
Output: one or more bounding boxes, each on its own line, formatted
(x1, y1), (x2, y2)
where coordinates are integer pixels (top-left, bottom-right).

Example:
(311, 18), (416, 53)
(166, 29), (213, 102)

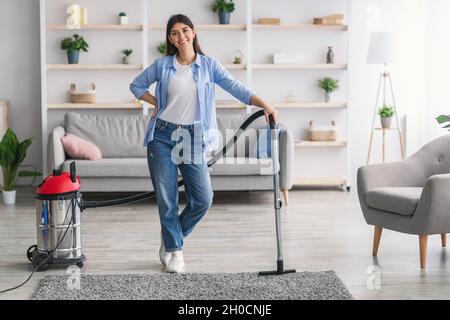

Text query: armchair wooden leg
(372, 226), (382, 256)
(282, 189), (289, 207)
(419, 235), (428, 269)
(441, 234), (447, 247)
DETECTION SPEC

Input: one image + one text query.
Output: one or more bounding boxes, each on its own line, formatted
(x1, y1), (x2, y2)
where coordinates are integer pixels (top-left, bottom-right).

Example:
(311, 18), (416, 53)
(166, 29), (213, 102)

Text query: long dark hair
(166, 14), (205, 56)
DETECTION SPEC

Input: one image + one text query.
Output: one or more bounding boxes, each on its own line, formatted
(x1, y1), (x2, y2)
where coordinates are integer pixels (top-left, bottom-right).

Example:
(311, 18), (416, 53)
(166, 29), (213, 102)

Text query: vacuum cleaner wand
(259, 116), (296, 276)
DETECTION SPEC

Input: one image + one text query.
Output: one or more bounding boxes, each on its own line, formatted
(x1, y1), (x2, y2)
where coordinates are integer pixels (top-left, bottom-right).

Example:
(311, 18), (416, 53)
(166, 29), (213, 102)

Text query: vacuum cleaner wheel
(26, 245), (37, 262)
(31, 251), (51, 271)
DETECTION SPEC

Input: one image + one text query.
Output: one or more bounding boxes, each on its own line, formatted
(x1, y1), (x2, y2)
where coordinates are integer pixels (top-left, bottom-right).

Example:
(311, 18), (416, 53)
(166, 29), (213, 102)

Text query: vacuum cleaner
(26, 110), (295, 275)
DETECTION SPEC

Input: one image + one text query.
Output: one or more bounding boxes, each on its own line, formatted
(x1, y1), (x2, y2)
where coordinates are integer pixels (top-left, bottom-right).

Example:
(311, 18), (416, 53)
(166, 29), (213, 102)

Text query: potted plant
(118, 12), (128, 25)
(378, 105), (395, 128)
(61, 34), (89, 64)
(157, 41), (167, 55)
(318, 77), (339, 102)
(233, 49), (243, 64)
(0, 129), (41, 205)
(121, 48), (133, 64)
(211, 0), (235, 25)
(437, 114), (450, 130)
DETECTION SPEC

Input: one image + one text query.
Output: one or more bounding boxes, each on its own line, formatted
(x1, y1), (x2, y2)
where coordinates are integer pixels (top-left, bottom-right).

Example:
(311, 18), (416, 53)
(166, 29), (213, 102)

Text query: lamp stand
(367, 64), (405, 164)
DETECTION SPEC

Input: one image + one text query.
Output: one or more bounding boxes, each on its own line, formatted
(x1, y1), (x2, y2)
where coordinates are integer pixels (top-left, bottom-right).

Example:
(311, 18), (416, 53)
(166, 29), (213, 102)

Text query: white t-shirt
(158, 55), (199, 125)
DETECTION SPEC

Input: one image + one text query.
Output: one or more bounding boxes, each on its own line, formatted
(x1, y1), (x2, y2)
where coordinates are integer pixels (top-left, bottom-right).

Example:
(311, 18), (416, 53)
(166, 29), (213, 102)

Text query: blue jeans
(147, 118), (214, 252)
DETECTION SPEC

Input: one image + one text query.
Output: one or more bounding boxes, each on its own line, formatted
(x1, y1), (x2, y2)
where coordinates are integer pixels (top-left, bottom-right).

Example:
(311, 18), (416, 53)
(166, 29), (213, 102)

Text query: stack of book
(313, 14), (344, 25)
(257, 18), (281, 25)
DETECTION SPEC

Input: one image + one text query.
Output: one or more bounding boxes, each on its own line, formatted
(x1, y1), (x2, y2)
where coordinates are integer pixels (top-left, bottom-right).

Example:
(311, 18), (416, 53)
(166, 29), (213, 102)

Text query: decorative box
(308, 120), (337, 141)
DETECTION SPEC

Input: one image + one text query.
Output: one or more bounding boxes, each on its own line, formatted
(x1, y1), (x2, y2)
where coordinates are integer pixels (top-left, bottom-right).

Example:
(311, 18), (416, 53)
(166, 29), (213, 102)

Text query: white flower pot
(2, 190), (16, 205)
(119, 16), (129, 25)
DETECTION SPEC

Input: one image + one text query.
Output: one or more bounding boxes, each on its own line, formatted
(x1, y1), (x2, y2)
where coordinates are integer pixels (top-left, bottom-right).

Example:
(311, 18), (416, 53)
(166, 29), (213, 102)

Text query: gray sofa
(49, 112), (294, 204)
(357, 134), (450, 268)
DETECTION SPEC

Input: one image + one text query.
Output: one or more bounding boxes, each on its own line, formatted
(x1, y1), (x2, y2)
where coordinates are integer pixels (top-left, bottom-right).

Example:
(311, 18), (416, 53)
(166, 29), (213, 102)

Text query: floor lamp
(366, 32), (405, 164)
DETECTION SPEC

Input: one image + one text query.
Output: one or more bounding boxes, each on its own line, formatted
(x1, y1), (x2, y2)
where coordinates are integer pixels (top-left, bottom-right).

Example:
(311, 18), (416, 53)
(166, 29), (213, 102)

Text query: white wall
(349, 0), (429, 184)
(0, 0), (441, 187)
(0, 0), (42, 185)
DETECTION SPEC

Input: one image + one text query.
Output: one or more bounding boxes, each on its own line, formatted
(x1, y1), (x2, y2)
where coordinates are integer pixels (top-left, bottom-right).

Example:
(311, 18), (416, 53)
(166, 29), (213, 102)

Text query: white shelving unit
(40, 0), (350, 189)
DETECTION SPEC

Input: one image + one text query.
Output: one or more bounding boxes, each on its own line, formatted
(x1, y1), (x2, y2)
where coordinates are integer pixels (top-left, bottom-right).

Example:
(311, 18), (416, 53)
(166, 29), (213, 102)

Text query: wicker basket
(70, 83), (96, 103)
(308, 120), (337, 141)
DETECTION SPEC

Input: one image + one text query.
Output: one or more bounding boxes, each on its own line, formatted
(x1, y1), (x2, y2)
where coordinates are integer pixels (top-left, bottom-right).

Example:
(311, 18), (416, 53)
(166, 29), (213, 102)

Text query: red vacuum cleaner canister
(36, 165), (80, 197)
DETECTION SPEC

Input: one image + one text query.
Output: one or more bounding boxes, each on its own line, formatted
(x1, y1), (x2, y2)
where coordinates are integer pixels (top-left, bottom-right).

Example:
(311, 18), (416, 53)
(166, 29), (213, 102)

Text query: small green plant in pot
(436, 114), (450, 130)
(378, 105), (395, 128)
(121, 48), (133, 64)
(211, 0), (235, 24)
(0, 129), (41, 205)
(118, 12), (128, 25)
(233, 49), (243, 64)
(157, 41), (167, 55)
(318, 77), (339, 102)
(61, 34), (89, 64)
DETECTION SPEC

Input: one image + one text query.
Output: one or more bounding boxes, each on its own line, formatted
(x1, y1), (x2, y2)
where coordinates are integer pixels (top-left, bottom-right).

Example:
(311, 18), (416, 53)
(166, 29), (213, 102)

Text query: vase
(324, 92), (330, 102)
(380, 117), (392, 128)
(2, 190), (16, 205)
(123, 56), (129, 64)
(218, 11), (230, 24)
(67, 50), (79, 64)
(326, 46), (334, 64)
(119, 16), (129, 25)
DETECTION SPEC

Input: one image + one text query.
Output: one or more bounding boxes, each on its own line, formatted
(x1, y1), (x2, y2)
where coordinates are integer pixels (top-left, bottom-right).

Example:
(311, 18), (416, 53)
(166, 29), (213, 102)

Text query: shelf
(216, 100), (246, 109)
(40, 1), (350, 182)
(293, 178), (347, 186)
(46, 24), (143, 30)
(295, 141), (347, 147)
(274, 102), (347, 109)
(223, 64), (247, 70)
(148, 24), (246, 30)
(47, 64), (241, 71)
(48, 101), (246, 110)
(252, 23), (347, 31)
(252, 64), (347, 70)
(148, 24), (347, 31)
(47, 64), (143, 70)
(47, 102), (145, 109)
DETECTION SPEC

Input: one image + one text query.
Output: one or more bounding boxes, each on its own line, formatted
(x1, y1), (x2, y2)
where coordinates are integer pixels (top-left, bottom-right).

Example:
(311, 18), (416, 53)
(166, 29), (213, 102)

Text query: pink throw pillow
(61, 134), (102, 160)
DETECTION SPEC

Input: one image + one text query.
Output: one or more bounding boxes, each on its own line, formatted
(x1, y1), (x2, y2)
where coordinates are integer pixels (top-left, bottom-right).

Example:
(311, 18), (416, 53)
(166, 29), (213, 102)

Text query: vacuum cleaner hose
(80, 109), (273, 210)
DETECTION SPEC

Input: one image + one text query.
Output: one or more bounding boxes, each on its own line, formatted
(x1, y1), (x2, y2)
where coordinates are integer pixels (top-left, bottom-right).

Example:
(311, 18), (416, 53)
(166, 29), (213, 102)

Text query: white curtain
(427, 0), (450, 141)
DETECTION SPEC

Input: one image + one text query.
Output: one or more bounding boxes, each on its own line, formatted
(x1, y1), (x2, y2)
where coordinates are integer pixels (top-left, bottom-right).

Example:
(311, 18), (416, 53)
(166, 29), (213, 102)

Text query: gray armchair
(357, 134), (450, 268)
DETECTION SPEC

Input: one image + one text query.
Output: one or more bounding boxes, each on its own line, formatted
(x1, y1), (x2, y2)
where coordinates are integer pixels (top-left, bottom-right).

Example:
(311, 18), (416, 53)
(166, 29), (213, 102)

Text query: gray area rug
(33, 271), (353, 300)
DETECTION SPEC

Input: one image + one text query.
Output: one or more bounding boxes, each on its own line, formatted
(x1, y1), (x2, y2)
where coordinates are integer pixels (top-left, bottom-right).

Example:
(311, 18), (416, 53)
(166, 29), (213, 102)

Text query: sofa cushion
(62, 158), (149, 177)
(62, 157), (275, 177)
(61, 133), (102, 160)
(65, 113), (150, 158)
(366, 187), (423, 216)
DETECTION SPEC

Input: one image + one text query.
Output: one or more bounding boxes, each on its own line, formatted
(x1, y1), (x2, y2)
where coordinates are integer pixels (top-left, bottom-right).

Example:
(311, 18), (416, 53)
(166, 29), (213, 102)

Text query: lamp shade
(367, 32), (397, 64)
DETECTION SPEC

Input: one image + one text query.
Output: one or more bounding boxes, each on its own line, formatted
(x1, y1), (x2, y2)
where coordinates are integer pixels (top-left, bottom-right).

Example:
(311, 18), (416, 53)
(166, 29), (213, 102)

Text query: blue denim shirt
(130, 53), (256, 152)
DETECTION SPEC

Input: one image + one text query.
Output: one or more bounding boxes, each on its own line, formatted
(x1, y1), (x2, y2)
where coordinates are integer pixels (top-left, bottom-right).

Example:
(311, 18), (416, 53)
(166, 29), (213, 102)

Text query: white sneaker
(165, 250), (185, 273)
(159, 233), (171, 266)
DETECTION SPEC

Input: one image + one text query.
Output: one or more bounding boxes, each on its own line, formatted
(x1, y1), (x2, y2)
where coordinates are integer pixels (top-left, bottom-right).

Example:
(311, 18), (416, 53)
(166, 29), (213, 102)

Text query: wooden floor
(1, 186), (450, 300)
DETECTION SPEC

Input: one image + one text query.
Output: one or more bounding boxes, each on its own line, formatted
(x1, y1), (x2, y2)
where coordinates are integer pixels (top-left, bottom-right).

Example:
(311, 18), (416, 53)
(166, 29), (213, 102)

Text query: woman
(130, 14), (278, 273)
